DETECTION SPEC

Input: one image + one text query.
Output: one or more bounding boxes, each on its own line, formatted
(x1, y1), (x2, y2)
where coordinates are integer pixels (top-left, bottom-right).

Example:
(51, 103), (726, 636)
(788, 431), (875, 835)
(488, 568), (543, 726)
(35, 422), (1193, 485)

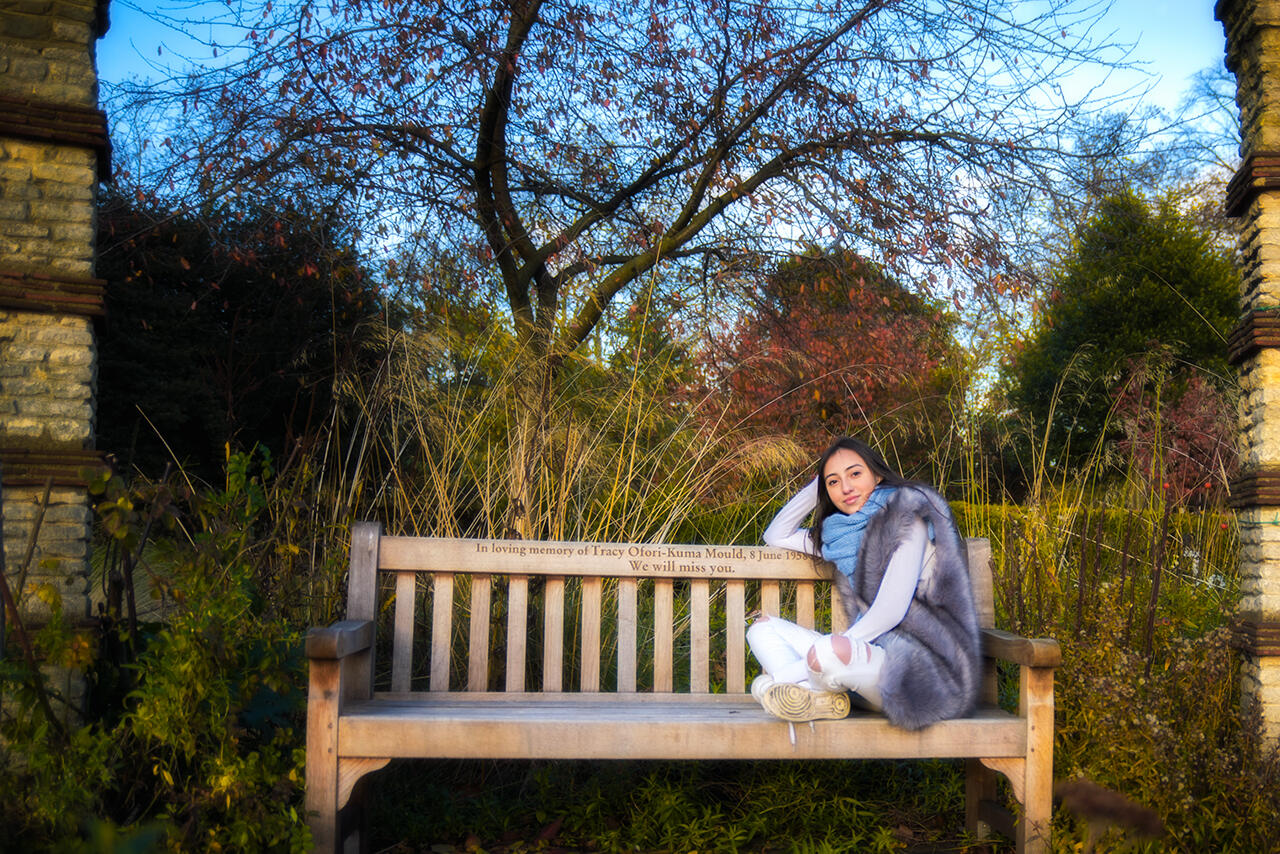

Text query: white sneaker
(750, 673), (774, 704)
(758, 680), (851, 722)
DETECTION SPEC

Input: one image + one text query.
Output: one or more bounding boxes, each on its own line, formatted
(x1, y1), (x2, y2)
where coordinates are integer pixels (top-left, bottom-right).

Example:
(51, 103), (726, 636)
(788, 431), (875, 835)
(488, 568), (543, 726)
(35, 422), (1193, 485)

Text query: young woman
(746, 436), (981, 730)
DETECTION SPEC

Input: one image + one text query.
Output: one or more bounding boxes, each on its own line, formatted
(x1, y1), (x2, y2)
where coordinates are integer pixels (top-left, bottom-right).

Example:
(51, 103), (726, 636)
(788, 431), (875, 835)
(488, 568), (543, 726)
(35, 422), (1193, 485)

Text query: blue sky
(98, 1), (1229, 115)
(1096, 0), (1227, 112)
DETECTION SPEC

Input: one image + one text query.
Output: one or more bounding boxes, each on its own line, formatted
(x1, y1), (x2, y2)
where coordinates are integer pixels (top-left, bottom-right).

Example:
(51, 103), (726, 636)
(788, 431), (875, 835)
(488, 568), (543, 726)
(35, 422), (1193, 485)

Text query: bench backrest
(348, 523), (993, 695)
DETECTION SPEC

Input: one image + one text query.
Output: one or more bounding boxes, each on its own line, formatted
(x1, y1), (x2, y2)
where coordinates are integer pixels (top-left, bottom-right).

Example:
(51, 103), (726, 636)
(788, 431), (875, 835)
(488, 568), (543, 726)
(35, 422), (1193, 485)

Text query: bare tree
(116, 0), (1135, 345)
(111, 0), (1134, 533)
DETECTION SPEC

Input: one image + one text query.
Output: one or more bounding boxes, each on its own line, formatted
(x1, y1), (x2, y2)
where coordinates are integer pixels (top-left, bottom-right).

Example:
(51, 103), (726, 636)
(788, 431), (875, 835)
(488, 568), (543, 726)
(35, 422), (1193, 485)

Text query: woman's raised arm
(762, 477), (820, 556)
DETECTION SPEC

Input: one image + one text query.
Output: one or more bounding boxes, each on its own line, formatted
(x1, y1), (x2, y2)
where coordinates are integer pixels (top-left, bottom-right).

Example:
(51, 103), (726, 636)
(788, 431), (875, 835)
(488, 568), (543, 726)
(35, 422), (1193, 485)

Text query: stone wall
(0, 2), (103, 105)
(0, 0), (109, 635)
(0, 140), (97, 274)
(1220, 0), (1280, 742)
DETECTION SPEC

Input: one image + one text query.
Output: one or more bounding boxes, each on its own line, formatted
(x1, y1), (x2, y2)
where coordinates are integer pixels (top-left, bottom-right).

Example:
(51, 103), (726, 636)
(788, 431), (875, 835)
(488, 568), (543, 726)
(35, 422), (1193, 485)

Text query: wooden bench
(306, 522), (1061, 853)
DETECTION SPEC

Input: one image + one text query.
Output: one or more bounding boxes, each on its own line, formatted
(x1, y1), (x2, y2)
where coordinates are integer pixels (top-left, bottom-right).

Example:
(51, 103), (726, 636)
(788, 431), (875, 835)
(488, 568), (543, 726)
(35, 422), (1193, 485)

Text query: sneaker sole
(760, 681), (851, 722)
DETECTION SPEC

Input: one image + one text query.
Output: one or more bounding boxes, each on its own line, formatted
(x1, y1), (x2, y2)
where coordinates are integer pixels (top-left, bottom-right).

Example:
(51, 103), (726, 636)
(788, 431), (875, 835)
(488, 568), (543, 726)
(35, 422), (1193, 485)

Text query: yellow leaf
(35, 583), (61, 608)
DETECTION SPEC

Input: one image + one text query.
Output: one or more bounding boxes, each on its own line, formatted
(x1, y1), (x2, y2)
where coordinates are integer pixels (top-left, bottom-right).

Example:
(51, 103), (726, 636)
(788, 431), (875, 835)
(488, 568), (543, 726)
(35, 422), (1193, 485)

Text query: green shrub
(0, 451), (312, 852)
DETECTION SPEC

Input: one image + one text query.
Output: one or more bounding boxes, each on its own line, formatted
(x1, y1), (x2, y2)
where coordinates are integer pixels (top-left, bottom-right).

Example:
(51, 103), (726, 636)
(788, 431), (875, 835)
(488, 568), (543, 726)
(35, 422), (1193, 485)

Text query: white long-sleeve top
(762, 477), (928, 644)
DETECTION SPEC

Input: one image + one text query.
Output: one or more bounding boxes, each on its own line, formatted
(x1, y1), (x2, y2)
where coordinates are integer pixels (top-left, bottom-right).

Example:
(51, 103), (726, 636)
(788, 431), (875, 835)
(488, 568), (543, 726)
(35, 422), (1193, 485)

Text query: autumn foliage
(705, 249), (961, 466)
(1111, 357), (1238, 506)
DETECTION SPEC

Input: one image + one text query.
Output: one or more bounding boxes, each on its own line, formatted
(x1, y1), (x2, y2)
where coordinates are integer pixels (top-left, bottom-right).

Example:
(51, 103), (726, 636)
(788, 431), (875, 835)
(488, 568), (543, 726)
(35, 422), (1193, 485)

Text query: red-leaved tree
(704, 249), (963, 470)
(1110, 353), (1238, 506)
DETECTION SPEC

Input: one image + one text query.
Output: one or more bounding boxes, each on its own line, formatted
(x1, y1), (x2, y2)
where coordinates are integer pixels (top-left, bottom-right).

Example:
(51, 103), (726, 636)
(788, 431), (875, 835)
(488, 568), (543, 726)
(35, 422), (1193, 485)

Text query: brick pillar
(0, 0), (110, 699)
(1220, 0), (1280, 741)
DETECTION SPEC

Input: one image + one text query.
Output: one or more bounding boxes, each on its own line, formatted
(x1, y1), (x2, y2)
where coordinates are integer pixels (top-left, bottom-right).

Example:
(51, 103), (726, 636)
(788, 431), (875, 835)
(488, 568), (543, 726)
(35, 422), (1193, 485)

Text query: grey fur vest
(828, 484), (981, 730)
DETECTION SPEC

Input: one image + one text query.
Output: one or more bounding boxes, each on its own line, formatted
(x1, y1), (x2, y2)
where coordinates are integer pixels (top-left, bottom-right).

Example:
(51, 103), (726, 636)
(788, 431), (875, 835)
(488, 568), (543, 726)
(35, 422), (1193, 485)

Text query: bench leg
(338, 778), (370, 854)
(1018, 666), (1055, 854)
(965, 758), (999, 839)
(307, 659), (342, 852)
(973, 665), (1055, 854)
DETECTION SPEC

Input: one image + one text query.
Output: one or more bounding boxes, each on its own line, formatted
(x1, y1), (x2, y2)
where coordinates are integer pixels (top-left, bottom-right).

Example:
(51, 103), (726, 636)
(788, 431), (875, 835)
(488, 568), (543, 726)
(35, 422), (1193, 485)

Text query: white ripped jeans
(746, 617), (886, 710)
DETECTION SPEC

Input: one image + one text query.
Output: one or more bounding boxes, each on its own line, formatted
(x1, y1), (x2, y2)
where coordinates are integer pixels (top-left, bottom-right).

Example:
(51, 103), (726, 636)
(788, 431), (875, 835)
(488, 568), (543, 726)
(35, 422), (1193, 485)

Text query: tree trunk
(502, 340), (558, 541)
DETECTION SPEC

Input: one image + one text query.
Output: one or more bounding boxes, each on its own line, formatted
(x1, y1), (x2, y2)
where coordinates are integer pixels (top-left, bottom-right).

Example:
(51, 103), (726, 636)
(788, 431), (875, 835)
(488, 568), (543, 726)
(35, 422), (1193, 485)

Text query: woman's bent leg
(746, 616), (823, 684)
(806, 634), (886, 710)
(749, 617), (855, 722)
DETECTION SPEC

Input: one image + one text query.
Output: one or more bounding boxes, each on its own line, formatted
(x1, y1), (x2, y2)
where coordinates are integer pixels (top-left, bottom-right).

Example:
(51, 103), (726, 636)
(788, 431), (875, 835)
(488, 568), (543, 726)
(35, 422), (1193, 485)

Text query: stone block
(49, 0), (99, 26)
(43, 418), (90, 443)
(2, 484), (89, 510)
(41, 504), (92, 526)
(0, 417), (48, 439)
(34, 81), (96, 105)
(31, 160), (92, 185)
(0, 199), (30, 219)
(1246, 657), (1280, 704)
(29, 199), (88, 226)
(50, 146), (94, 167)
(32, 248), (93, 277)
(49, 221), (94, 245)
(36, 179), (93, 202)
(0, 13), (54, 41)
(11, 576), (92, 624)
(49, 18), (92, 44)
(48, 344), (94, 367)
(0, 160), (35, 183)
(2, 376), (51, 397)
(0, 181), (40, 203)
(29, 536), (89, 561)
(31, 319), (92, 346)
(2, 54), (49, 86)
(17, 397), (92, 419)
(52, 365), (93, 387)
(1, 220), (51, 239)
(2, 343), (51, 363)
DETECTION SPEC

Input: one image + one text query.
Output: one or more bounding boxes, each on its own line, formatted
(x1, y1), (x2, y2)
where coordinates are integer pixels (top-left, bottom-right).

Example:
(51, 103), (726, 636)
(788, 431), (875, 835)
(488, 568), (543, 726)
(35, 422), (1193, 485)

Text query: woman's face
(823, 447), (883, 514)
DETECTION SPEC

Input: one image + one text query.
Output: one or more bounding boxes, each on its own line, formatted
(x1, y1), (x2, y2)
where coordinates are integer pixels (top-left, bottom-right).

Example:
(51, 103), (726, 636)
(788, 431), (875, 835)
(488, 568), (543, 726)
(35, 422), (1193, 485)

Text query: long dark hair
(809, 436), (905, 556)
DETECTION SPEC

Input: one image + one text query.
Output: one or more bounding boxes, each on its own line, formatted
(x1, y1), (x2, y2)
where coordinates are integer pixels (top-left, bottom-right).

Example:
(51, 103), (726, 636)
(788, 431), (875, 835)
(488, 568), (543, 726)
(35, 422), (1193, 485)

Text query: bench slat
(761, 580), (780, 620)
(690, 579), (710, 693)
(506, 576), (528, 691)
(831, 586), (848, 633)
(468, 575), (492, 691)
(430, 573), (453, 692)
(581, 577), (603, 691)
(348, 522), (381, 699)
(618, 577), (638, 692)
(969, 538), (995, 627)
(797, 581), (815, 629)
(543, 577), (564, 692)
(726, 580), (746, 693)
(392, 571), (416, 692)
(654, 579), (673, 692)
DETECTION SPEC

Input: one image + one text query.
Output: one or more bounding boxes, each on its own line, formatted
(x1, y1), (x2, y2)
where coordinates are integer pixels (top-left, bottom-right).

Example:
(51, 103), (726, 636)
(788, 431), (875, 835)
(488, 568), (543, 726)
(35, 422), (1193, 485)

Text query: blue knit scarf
(820, 485), (897, 579)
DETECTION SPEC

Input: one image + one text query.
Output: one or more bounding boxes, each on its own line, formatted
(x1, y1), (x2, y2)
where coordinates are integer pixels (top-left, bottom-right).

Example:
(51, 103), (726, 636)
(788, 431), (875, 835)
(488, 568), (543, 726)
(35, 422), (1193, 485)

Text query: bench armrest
(306, 619), (374, 660)
(981, 628), (1061, 668)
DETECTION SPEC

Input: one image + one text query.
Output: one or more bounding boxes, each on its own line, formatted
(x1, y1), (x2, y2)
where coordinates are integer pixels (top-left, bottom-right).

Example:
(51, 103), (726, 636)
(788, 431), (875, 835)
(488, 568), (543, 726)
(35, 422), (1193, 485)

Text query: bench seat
(338, 694), (1029, 761)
